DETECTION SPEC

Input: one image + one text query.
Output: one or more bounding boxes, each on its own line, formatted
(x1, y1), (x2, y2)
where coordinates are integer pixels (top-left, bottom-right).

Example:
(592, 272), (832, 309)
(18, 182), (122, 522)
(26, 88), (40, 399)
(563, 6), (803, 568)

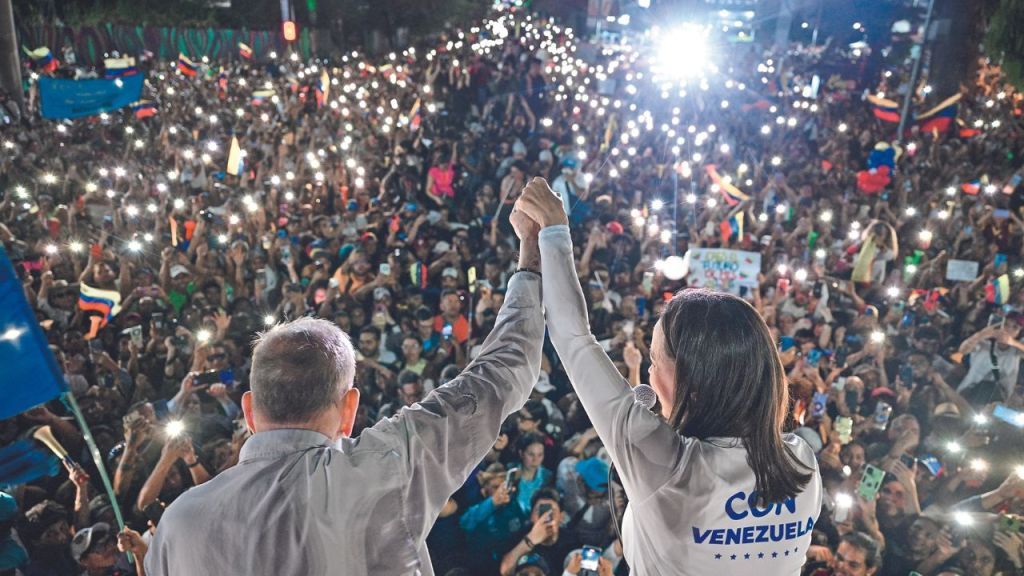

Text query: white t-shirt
(957, 341), (1022, 399)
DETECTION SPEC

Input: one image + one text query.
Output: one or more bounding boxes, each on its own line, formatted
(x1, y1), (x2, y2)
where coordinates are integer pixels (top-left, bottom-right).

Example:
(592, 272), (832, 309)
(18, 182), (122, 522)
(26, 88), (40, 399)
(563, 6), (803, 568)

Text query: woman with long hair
(515, 178), (822, 574)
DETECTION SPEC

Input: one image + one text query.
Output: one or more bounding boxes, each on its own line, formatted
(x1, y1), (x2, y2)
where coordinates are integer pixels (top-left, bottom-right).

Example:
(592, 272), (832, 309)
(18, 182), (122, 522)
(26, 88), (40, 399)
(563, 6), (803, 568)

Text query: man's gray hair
(250, 317), (356, 424)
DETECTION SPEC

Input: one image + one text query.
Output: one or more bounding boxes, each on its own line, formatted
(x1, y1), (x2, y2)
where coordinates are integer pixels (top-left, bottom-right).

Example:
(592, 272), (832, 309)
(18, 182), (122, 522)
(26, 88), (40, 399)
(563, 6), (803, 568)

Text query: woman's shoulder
(781, 432), (821, 469)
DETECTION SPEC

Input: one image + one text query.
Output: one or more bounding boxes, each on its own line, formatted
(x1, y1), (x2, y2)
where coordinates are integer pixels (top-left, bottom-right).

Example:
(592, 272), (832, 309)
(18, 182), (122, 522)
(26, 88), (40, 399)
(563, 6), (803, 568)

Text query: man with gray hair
(144, 212), (545, 576)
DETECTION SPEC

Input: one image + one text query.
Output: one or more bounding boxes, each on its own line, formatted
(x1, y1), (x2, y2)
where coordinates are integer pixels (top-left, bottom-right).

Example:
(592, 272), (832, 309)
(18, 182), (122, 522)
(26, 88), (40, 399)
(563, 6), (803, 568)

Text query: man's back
(147, 428), (421, 575)
(145, 272), (544, 576)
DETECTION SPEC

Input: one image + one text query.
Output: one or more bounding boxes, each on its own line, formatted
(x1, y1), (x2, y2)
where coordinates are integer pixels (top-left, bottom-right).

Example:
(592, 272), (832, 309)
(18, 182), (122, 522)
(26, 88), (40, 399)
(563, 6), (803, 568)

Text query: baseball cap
(575, 457), (610, 493)
(516, 553), (550, 574)
(70, 522), (111, 562)
(373, 287), (391, 301)
(442, 267), (459, 279)
(169, 265), (190, 278)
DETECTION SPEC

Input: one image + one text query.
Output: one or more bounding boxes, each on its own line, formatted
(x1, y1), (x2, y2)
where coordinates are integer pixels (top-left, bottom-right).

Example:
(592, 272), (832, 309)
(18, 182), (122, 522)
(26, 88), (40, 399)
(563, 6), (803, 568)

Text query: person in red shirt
(434, 289), (470, 344)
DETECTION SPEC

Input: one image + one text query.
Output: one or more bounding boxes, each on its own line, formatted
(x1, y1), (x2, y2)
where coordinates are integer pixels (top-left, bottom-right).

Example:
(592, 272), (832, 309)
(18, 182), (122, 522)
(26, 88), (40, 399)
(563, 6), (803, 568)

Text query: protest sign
(686, 248), (761, 294)
(945, 259), (979, 282)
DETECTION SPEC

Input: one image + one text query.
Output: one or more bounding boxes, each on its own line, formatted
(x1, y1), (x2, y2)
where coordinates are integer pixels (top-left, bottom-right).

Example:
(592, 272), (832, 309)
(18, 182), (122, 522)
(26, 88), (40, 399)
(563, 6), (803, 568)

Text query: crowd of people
(1, 5), (1024, 576)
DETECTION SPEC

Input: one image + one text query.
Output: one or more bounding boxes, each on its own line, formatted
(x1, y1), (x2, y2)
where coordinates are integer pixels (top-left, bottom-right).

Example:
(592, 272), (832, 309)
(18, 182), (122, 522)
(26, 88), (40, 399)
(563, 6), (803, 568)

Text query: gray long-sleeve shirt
(538, 226), (821, 576)
(145, 272), (544, 576)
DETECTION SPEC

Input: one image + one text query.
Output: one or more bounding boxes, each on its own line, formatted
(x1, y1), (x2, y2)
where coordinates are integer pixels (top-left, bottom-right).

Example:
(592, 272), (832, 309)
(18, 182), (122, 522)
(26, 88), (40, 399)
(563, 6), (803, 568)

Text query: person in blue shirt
(459, 463), (528, 573)
(511, 433), (553, 517)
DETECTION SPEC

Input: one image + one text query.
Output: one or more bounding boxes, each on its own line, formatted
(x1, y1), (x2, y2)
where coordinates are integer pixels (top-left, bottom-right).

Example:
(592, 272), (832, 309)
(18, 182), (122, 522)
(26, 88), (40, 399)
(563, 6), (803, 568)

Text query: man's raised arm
(376, 210), (544, 543)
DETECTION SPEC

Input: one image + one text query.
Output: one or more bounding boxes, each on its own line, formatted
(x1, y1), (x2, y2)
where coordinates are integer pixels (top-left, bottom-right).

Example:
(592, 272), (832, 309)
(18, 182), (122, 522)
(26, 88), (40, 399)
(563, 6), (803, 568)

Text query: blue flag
(0, 247), (66, 420)
(38, 73), (144, 119)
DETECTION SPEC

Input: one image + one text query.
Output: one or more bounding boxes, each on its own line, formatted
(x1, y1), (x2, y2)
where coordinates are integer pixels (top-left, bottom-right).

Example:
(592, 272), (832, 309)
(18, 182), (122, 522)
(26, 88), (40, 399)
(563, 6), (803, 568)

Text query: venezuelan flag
(103, 57), (137, 78)
(705, 165), (749, 206)
(227, 136), (244, 176)
(238, 42), (253, 59)
(957, 119), (981, 139)
(867, 94), (901, 123)
(78, 283), (122, 326)
(315, 69), (329, 108)
(251, 89), (274, 107)
(985, 274), (1010, 305)
(130, 100), (157, 119)
(408, 97), (422, 131)
(24, 47), (58, 73)
(916, 93), (961, 134)
(718, 212), (744, 243)
(177, 53), (198, 77)
(961, 180), (981, 195)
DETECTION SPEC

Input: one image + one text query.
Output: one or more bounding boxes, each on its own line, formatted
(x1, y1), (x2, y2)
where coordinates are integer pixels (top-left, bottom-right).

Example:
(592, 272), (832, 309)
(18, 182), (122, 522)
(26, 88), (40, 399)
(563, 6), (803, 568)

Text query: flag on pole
(0, 439), (60, 487)
(227, 136), (244, 176)
(0, 247), (68, 420)
(238, 42), (253, 59)
(916, 93), (961, 134)
(177, 53), (198, 77)
(705, 165), (749, 206)
(24, 46), (58, 73)
(409, 97), (422, 131)
(986, 274), (1011, 304)
(103, 57), (137, 78)
(867, 94), (901, 123)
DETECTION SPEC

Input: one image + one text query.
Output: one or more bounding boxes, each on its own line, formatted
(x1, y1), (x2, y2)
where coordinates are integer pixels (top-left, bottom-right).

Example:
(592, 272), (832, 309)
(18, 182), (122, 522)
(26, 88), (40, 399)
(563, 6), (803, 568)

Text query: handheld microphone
(633, 384), (657, 411)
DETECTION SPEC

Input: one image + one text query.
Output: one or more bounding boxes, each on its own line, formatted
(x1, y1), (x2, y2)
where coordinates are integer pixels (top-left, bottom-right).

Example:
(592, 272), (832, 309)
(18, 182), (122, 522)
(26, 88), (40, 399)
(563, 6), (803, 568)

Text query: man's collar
(239, 428), (332, 462)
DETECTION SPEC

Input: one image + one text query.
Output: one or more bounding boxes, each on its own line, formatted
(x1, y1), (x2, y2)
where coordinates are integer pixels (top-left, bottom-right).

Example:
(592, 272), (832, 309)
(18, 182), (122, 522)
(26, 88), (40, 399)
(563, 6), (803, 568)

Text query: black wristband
(515, 267), (540, 277)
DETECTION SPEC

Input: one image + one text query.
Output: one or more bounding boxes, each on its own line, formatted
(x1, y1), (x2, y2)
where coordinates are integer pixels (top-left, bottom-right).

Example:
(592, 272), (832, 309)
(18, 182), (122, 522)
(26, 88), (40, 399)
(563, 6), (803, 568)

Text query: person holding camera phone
(144, 209), (545, 576)
(515, 177), (822, 575)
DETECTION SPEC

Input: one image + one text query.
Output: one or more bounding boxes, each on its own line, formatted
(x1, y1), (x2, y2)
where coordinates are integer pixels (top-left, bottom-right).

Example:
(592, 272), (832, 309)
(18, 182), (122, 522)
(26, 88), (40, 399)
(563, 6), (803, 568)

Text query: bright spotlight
(654, 24), (711, 80)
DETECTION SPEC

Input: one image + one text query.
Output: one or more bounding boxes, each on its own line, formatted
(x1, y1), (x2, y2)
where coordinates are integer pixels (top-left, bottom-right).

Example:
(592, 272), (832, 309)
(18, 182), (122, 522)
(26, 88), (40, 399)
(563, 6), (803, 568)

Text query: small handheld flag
(251, 89), (275, 107)
(409, 97), (422, 132)
(77, 282), (122, 330)
(24, 46), (58, 73)
(130, 100), (157, 119)
(315, 69), (330, 108)
(227, 136), (244, 176)
(705, 165), (749, 206)
(238, 42), (253, 59)
(961, 180), (981, 195)
(986, 274), (1011, 305)
(177, 53), (198, 77)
